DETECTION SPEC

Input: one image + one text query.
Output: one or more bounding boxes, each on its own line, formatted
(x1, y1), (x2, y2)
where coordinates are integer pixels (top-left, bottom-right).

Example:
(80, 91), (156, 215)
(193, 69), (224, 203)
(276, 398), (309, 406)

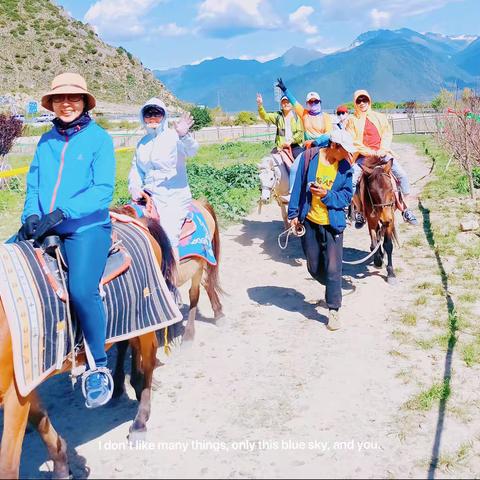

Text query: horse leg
(0, 383), (31, 479)
(368, 222), (383, 268)
(182, 266), (203, 343)
(128, 332), (157, 443)
(279, 200), (289, 230)
(0, 307), (29, 479)
(384, 225), (397, 285)
(112, 340), (129, 398)
(28, 392), (69, 479)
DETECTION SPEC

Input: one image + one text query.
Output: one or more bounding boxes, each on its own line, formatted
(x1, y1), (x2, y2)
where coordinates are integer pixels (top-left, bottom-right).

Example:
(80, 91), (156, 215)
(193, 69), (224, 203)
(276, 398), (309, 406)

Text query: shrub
(234, 111), (257, 126)
(189, 106), (212, 130)
(0, 114), (23, 156)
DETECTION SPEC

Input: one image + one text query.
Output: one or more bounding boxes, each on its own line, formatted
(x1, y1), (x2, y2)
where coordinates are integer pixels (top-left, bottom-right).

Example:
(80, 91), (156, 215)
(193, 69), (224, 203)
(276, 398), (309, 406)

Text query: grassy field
(0, 140), (273, 241)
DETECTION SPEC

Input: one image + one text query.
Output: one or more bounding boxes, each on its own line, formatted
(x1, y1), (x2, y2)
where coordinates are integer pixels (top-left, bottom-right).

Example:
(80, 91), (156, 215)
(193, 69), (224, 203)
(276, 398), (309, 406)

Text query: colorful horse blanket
(0, 221), (182, 397)
(179, 203), (217, 265)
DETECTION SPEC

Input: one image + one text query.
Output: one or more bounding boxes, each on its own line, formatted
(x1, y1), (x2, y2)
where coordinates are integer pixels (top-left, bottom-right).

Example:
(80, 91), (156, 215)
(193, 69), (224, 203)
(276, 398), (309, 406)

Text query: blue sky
(55, 0), (480, 70)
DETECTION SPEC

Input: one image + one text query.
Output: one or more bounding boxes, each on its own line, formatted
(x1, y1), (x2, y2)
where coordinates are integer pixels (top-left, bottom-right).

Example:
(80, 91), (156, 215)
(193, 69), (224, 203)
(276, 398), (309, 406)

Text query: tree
(431, 89), (455, 112)
(0, 114), (23, 189)
(234, 111), (257, 126)
(189, 106), (212, 130)
(436, 88), (480, 198)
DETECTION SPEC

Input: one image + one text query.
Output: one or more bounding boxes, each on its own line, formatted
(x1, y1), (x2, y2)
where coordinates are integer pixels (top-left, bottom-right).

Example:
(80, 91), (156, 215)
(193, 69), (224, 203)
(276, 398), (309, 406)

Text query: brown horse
(0, 218), (176, 479)
(115, 198), (224, 343)
(356, 156), (399, 285)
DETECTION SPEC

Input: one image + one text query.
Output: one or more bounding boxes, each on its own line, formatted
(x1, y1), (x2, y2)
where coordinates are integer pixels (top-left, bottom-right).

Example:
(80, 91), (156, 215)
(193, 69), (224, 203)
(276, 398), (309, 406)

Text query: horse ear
(359, 163), (374, 175)
(384, 158), (393, 174)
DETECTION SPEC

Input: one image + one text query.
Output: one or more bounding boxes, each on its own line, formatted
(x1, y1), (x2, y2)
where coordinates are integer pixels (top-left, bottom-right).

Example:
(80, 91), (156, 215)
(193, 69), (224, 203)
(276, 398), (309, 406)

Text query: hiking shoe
(82, 368), (114, 409)
(402, 209), (418, 226)
(327, 309), (341, 331)
(354, 211), (366, 229)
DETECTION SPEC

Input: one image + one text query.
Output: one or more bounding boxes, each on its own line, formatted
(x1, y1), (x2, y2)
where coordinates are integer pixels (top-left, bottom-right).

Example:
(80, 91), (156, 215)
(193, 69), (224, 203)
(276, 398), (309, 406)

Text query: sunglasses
(52, 94), (84, 103)
(337, 112), (348, 116)
(307, 99), (321, 105)
(356, 97), (370, 104)
(144, 111), (164, 118)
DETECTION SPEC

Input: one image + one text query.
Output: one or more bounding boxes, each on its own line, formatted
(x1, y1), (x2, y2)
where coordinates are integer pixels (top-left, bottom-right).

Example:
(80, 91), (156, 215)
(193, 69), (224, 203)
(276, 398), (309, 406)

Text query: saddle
(35, 233), (131, 302)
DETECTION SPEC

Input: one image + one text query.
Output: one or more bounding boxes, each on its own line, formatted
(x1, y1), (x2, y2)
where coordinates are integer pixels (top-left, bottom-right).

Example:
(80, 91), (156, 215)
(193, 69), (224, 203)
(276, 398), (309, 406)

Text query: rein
(365, 169), (395, 211)
(342, 226), (385, 265)
(278, 223), (306, 250)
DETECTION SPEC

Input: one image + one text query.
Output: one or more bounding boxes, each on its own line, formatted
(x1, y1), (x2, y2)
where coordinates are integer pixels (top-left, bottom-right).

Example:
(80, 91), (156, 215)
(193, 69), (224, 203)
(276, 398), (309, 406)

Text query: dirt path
(17, 143), (477, 478)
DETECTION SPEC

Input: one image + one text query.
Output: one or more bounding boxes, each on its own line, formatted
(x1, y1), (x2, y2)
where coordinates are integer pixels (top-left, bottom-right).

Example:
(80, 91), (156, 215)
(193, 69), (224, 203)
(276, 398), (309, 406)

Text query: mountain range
(154, 28), (480, 112)
(0, 0), (179, 110)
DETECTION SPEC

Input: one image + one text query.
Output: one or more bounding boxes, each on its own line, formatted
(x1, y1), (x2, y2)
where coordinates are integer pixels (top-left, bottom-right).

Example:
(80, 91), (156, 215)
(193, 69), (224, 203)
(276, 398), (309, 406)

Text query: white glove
(173, 112), (194, 137)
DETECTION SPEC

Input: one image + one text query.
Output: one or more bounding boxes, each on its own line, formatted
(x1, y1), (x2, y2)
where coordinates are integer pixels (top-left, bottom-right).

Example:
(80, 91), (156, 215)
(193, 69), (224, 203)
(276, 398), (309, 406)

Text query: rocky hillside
(0, 0), (180, 110)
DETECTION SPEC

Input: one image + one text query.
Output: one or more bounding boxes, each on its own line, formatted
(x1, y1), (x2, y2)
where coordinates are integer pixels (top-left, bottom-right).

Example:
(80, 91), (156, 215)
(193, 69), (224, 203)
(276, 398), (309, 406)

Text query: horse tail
(199, 199), (225, 310)
(146, 219), (177, 292)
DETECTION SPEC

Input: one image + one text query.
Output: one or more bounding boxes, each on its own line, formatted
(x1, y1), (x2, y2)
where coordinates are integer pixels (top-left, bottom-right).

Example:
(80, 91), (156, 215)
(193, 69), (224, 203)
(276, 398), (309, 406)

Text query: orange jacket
(346, 89), (394, 159)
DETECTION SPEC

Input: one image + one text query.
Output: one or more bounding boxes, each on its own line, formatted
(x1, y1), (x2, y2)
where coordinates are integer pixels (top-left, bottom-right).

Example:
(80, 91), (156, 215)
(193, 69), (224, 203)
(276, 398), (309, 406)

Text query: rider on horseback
(128, 99), (198, 258)
(275, 78), (333, 192)
(16, 73), (116, 408)
(346, 90), (418, 227)
(256, 92), (304, 158)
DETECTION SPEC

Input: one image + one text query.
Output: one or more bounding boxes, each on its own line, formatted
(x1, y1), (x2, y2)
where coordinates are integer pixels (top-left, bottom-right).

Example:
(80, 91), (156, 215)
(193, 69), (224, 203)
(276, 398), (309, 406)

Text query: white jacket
(128, 98), (199, 196)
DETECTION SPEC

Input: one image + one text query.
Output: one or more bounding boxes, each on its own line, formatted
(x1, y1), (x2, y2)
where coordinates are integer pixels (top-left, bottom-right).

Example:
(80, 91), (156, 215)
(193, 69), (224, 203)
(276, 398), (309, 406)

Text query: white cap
(330, 129), (356, 153)
(306, 91), (321, 102)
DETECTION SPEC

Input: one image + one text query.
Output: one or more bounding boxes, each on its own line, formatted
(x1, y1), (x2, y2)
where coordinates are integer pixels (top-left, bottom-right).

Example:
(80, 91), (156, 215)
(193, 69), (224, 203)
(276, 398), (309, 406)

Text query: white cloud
(288, 6), (317, 35)
(196, 0), (281, 38)
(318, 0), (462, 25)
(370, 8), (391, 28)
(84, 0), (165, 40)
(156, 23), (188, 36)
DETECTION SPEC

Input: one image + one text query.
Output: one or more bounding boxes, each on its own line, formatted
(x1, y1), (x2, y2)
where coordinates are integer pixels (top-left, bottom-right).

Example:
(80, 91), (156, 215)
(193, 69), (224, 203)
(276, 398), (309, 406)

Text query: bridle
(364, 166), (396, 211)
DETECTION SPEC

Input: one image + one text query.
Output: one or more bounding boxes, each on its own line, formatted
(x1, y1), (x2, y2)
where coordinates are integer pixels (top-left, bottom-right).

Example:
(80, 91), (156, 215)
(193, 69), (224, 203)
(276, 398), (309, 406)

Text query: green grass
(0, 141), (268, 240)
(404, 380), (451, 411)
(400, 311), (418, 327)
(462, 336), (480, 367)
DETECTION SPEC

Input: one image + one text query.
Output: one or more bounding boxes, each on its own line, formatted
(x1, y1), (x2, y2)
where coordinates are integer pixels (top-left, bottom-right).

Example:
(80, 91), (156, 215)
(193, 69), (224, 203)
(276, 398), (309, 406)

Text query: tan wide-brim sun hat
(41, 72), (96, 112)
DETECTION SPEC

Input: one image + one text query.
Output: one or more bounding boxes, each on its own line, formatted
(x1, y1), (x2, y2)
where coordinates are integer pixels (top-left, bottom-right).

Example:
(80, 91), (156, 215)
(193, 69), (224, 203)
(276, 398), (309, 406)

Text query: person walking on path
(288, 129), (354, 331)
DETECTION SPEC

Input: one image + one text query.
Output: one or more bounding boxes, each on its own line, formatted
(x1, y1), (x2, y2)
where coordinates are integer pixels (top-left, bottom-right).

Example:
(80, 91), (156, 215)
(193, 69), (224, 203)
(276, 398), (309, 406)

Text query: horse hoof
(181, 336), (195, 348)
(387, 275), (398, 286)
(128, 429), (147, 445)
(374, 258), (383, 268)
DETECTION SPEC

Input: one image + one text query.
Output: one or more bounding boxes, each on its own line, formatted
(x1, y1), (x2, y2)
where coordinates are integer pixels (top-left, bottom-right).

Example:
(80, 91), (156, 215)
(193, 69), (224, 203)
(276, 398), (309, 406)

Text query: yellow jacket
(346, 89), (393, 159)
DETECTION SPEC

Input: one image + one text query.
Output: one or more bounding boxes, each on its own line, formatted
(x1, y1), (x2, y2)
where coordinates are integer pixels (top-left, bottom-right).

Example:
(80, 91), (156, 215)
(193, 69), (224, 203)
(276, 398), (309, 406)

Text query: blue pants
(289, 152), (303, 193)
(301, 220), (343, 310)
(352, 156), (410, 195)
(62, 224), (111, 367)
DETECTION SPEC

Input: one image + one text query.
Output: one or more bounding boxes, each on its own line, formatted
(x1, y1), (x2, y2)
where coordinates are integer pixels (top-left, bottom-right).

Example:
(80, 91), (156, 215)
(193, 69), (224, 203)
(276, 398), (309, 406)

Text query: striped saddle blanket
(0, 220), (182, 397)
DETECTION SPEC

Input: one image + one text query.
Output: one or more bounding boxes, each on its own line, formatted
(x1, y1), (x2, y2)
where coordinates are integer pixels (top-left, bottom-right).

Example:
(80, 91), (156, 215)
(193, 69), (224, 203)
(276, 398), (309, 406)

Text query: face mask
(308, 102), (322, 115)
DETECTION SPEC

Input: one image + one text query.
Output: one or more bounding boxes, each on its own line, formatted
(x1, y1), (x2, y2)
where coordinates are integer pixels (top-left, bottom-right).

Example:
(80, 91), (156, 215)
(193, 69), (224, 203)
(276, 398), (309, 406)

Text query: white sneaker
(327, 309), (341, 331)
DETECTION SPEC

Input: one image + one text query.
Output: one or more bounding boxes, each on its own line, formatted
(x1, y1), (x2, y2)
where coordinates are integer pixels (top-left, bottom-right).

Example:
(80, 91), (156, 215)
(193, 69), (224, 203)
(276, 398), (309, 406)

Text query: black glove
(17, 214), (40, 242)
(276, 77), (287, 93)
(32, 209), (65, 241)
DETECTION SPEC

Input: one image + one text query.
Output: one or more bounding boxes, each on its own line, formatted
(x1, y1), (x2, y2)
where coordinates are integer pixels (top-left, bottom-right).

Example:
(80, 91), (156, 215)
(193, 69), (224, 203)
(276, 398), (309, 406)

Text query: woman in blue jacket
(17, 73), (116, 408)
(288, 129), (354, 331)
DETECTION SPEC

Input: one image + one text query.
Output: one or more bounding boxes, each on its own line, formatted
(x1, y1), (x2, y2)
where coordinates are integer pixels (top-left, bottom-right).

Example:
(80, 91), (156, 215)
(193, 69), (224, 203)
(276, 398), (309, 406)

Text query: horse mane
(109, 205), (177, 292)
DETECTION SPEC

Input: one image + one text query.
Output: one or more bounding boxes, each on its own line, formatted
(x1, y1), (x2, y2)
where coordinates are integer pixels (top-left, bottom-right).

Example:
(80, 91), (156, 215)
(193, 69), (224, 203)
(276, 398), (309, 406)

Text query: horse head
(258, 155), (279, 202)
(361, 156), (396, 223)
